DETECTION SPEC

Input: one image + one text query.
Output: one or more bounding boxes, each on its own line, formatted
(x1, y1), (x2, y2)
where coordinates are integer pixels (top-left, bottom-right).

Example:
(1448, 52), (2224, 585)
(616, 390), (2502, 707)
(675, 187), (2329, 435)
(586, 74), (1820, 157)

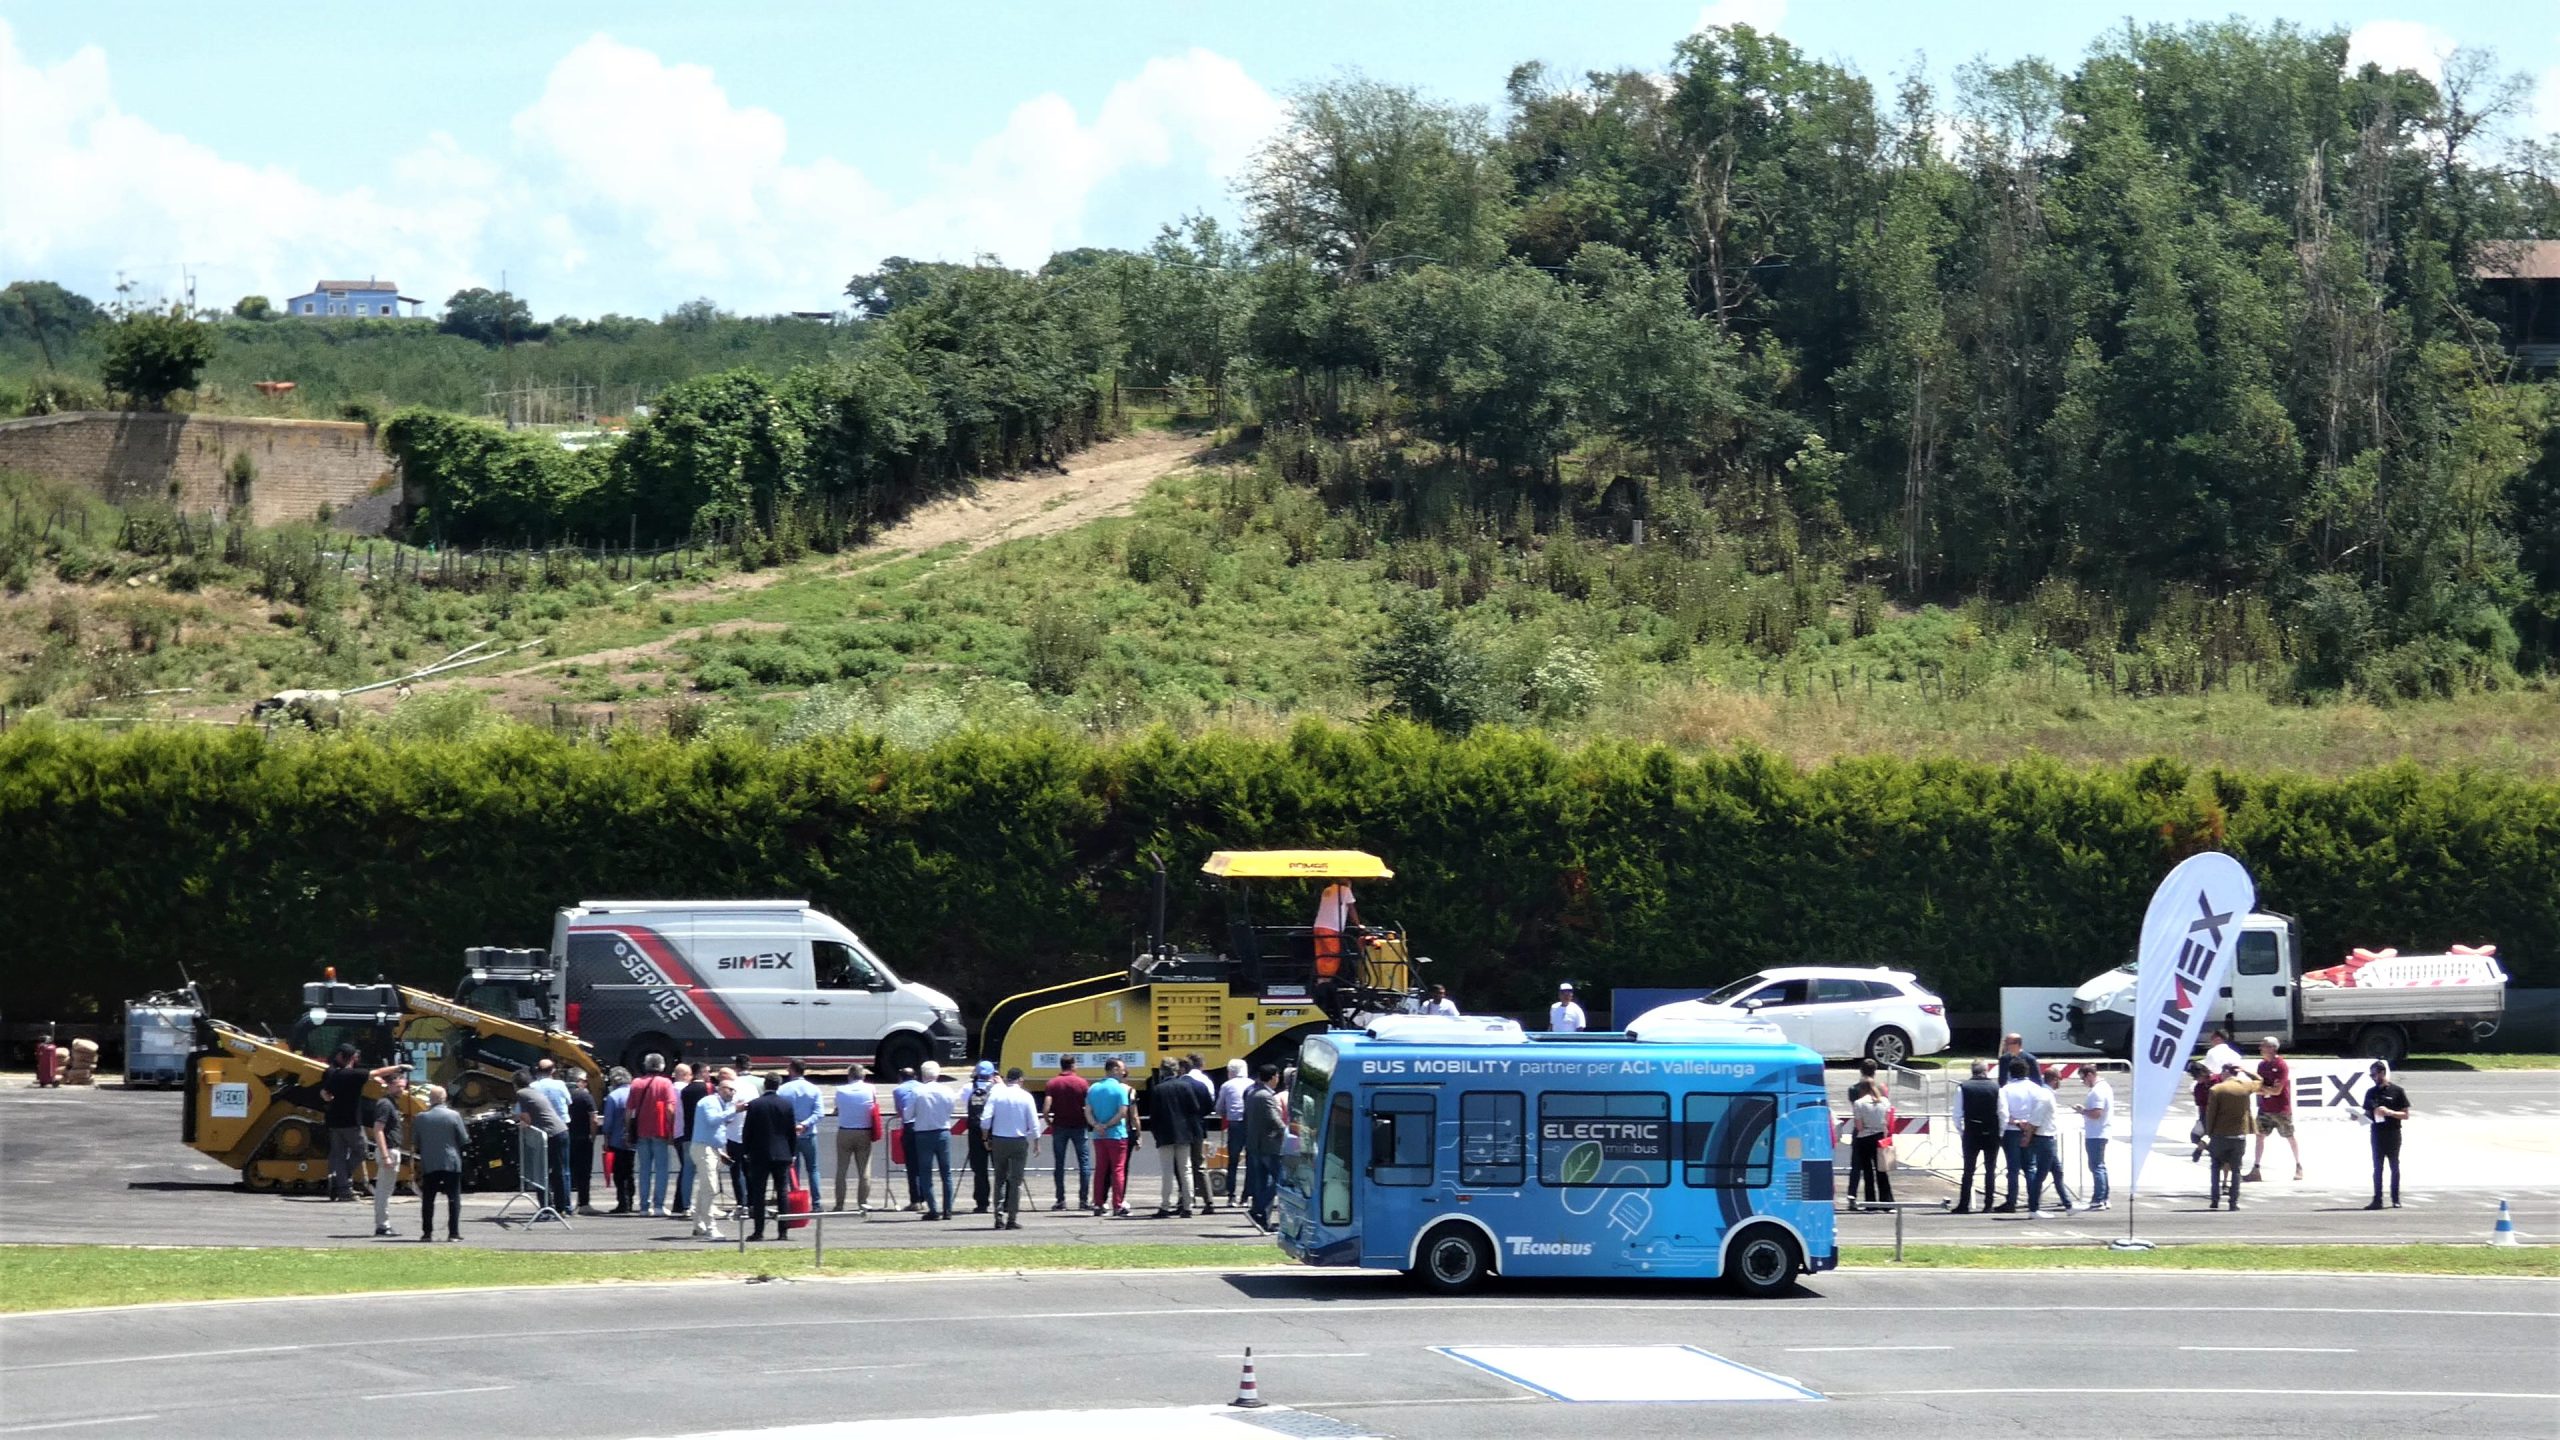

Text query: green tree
(231, 295), (274, 321)
(438, 287), (538, 345)
(98, 304), (217, 409)
(1245, 77), (1511, 282)
(1, 279), (105, 368)
(1356, 596), (1495, 732)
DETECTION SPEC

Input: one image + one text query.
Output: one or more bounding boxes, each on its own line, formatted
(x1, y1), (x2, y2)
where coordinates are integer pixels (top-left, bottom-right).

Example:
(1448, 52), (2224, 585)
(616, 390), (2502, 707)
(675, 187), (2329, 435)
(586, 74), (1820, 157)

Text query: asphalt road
(6, 1072), (2553, 1253)
(3, 1269), (2553, 1439)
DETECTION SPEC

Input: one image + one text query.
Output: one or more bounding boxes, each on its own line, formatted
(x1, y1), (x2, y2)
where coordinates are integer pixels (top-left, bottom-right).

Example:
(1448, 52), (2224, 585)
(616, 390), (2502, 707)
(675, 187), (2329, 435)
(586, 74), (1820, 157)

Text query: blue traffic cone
(2490, 1199), (2520, 1248)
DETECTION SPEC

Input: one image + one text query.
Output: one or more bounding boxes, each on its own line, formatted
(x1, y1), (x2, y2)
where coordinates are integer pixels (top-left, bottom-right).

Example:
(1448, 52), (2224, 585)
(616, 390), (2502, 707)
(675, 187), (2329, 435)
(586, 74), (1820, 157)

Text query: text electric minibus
(1273, 1014), (1837, 1296)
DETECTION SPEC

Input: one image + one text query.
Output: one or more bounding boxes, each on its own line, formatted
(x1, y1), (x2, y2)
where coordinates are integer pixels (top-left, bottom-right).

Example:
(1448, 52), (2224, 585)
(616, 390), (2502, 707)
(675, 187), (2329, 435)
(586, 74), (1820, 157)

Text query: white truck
(550, 900), (970, 1075)
(2064, 911), (2506, 1065)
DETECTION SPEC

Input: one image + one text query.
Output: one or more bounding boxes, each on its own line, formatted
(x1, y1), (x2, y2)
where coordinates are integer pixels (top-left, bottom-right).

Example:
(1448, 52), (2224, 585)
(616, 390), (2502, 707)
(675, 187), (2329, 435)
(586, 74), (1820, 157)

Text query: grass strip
(2400, 1055), (2560, 1072)
(1, 1240), (2546, 1314)
(1841, 1243), (2558, 1276)
(0, 1241), (1276, 1314)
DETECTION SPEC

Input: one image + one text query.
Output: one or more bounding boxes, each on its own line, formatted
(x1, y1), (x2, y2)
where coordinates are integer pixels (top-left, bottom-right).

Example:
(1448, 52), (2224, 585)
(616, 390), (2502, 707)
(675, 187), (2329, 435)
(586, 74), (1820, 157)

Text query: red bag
(889, 1126), (906, 1167)
(783, 1162), (811, 1234)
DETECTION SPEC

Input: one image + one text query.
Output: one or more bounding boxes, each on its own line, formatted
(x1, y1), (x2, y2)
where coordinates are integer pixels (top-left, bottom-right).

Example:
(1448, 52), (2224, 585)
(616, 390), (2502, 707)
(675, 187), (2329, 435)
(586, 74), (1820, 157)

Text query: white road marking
(1786, 1345), (1951, 1353)
(1295, 1396), (1541, 1409)
(2181, 1346), (2355, 1353)
(357, 1384), (512, 1401)
(757, 1363), (923, 1375)
(1835, 1387), (2560, 1401)
(0, 1418), (162, 1434)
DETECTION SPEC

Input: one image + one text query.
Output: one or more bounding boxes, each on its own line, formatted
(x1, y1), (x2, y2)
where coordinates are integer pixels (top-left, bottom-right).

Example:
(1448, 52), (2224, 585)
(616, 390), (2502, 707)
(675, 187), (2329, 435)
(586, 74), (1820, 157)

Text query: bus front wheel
(1414, 1224), (1492, 1294)
(1723, 1226), (1802, 1298)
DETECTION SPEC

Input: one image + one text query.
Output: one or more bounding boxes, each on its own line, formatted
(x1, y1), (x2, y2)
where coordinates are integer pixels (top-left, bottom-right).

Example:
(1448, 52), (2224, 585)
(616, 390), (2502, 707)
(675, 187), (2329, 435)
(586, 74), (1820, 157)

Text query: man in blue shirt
(600, 1068), (634, 1214)
(1087, 1058), (1137, 1218)
(905, 1062), (960, 1220)
(776, 1060), (824, 1200)
(891, 1066), (925, 1212)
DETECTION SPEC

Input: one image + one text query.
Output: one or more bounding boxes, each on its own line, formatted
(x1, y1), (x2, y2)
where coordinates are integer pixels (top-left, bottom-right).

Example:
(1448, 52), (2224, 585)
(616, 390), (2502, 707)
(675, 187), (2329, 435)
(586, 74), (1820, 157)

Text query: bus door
(1358, 1087), (1440, 1265)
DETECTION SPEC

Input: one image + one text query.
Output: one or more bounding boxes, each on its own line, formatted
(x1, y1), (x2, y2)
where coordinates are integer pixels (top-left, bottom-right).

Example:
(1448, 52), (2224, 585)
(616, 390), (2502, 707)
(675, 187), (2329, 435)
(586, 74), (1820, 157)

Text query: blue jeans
(639, 1137), (677, 1211)
(910, 1130), (955, 1214)
(1050, 1130), (1092, 1207)
(675, 1140), (695, 1213)
(2084, 1136), (2109, 1206)
(2001, 1130), (2028, 1206)
(2027, 1134), (2071, 1210)
(796, 1131), (820, 1195)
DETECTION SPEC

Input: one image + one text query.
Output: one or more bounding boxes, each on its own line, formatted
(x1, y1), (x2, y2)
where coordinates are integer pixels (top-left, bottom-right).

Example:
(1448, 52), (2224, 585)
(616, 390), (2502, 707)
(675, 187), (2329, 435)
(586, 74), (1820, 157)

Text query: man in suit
(410, 1085), (469, 1242)
(1953, 1059), (2002, 1214)
(739, 1074), (801, 1241)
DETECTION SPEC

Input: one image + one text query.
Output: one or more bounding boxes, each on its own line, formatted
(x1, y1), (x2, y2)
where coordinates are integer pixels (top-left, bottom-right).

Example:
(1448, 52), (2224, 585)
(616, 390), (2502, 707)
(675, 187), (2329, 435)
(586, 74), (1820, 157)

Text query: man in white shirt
(905, 1063), (960, 1220)
(1215, 1060), (1254, 1202)
(1548, 982), (1586, 1033)
(1422, 984), (1460, 1017)
(2000, 1059), (2063, 1217)
(1180, 1055), (1218, 1214)
(830, 1067), (881, 1214)
(2202, 1028), (2243, 1076)
(2077, 1069), (2115, 1211)
(980, 1067), (1043, 1230)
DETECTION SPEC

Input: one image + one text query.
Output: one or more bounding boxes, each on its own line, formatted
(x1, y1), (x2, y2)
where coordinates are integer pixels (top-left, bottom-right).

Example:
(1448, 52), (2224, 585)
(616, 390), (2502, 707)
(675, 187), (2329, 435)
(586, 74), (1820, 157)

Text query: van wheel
(1724, 1226), (1802, 1298)
(875, 1033), (925, 1082)
(621, 1033), (675, 1073)
(2353, 1023), (2407, 1066)
(1863, 1028), (1912, 1067)
(1414, 1224), (1491, 1294)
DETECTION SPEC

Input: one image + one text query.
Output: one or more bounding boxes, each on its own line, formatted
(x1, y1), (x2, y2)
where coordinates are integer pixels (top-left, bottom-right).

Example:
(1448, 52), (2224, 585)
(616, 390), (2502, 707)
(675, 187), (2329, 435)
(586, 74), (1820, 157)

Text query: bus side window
(1369, 1092), (1435, 1185)
(1682, 1093), (1777, 1188)
(1458, 1091), (1525, 1188)
(1321, 1093), (1356, 1225)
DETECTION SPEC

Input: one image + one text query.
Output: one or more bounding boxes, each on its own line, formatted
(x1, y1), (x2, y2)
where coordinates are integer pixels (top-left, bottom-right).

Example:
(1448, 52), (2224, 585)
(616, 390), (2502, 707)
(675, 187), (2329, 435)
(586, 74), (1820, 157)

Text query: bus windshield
(1292, 1037), (1336, 1136)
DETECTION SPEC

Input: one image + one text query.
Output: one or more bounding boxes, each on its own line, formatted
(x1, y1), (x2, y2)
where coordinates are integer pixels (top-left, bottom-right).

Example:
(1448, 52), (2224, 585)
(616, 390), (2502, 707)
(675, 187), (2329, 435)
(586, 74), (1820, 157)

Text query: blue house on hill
(285, 278), (422, 319)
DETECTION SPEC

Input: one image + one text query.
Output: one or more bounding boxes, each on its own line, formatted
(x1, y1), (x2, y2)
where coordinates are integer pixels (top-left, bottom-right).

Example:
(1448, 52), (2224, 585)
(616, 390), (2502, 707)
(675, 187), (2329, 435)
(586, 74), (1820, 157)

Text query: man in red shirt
(627, 1054), (683, 1217)
(2244, 1035), (2302, 1183)
(1042, 1057), (1092, 1212)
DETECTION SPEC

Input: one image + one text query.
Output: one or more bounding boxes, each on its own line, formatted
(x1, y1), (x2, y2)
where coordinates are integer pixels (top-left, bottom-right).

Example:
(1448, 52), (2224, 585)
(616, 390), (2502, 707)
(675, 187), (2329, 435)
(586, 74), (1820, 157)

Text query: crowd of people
(355, 1050), (1299, 1243)
(1915, 1029), (2415, 1217)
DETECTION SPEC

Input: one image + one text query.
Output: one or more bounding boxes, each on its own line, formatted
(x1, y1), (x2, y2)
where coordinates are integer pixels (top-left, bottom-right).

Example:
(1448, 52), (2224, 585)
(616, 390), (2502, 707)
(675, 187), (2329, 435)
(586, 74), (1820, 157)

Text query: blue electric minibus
(1273, 1014), (1837, 1296)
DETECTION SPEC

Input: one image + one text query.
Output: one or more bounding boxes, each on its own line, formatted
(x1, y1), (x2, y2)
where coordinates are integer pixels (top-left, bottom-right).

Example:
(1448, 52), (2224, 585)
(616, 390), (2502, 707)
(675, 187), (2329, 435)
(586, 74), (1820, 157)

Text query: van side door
(2227, 923), (2291, 1044)
(696, 910), (814, 1056)
(809, 935), (893, 1062)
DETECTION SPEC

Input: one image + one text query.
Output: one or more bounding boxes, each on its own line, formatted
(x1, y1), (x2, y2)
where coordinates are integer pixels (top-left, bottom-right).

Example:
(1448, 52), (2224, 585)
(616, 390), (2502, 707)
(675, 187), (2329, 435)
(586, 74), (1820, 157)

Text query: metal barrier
(1844, 1200), (1949, 1262)
(491, 1125), (570, 1228)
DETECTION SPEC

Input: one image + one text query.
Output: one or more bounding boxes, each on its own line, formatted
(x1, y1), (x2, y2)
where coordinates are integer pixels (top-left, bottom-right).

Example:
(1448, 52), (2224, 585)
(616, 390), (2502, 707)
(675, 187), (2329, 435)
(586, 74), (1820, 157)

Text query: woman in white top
(1848, 1079), (1894, 1209)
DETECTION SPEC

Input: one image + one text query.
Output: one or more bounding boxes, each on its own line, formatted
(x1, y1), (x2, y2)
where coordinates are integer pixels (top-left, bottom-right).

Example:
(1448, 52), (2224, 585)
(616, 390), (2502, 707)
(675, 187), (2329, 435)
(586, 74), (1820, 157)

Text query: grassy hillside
(7, 441), (2553, 778)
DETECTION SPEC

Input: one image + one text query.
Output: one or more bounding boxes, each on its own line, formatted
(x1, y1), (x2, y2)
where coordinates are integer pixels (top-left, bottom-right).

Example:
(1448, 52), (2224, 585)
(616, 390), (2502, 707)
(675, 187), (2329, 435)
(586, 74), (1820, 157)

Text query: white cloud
(0, 19), (1283, 316)
(2345, 19), (2457, 83)
(1694, 0), (1787, 36)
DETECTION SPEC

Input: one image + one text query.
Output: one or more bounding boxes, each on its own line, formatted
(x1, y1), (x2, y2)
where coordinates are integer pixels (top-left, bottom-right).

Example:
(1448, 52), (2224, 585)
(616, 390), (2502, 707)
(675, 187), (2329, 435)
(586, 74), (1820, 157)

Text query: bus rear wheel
(1414, 1224), (1492, 1295)
(1723, 1226), (1801, 1298)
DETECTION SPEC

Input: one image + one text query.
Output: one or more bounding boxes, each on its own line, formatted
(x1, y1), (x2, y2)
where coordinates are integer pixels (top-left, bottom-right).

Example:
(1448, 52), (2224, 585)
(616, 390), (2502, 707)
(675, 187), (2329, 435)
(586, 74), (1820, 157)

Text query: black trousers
(1850, 1134), (1895, 1204)
(2371, 1126), (2402, 1202)
(418, 1169), (462, 1237)
(608, 1146), (635, 1211)
(744, 1154), (792, 1231)
(569, 1130), (594, 1209)
(967, 1127), (991, 1210)
(1957, 1131), (1999, 1209)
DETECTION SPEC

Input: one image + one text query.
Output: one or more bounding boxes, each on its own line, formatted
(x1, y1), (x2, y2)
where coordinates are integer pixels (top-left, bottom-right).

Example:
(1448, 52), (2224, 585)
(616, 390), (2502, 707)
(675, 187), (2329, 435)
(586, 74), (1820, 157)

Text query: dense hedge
(2, 721), (2550, 1035)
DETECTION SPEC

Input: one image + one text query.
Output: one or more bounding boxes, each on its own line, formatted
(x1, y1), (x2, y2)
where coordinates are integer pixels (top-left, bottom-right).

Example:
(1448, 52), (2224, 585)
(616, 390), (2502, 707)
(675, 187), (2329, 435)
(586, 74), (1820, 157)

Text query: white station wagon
(1686, 966), (1953, 1065)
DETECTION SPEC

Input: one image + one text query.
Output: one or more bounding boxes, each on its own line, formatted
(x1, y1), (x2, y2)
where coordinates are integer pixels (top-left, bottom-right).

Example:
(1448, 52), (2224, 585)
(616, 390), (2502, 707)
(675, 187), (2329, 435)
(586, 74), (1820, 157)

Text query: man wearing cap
(963, 1060), (999, 1215)
(1549, 983), (1586, 1033)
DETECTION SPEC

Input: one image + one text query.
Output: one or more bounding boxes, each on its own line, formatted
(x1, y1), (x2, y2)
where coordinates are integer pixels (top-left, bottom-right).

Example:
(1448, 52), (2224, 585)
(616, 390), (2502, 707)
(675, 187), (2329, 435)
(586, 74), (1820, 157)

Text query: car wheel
(1724, 1225), (1802, 1298)
(874, 1032), (926, 1082)
(1414, 1224), (1492, 1294)
(2352, 1023), (2407, 1066)
(1864, 1027), (1912, 1068)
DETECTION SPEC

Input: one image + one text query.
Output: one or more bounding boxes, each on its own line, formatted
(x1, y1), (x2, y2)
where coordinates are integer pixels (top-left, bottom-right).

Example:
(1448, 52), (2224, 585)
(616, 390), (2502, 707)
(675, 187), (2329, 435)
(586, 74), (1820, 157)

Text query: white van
(551, 901), (969, 1074)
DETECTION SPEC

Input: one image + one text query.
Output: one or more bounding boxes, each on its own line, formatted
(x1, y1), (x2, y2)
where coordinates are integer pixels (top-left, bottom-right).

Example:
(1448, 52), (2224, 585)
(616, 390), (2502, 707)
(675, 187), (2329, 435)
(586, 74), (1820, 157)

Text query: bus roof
(1318, 1028), (1821, 1070)
(1201, 850), (1394, 880)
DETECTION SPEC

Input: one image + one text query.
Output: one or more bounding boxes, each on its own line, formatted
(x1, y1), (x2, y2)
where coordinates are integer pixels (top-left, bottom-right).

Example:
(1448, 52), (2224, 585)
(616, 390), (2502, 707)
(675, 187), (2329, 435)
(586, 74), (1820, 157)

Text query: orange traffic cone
(1230, 1345), (1268, 1408)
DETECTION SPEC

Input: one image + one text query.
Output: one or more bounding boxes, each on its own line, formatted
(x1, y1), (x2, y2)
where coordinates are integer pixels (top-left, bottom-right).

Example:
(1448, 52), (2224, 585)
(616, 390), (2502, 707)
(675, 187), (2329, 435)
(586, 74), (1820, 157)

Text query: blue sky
(3, 1), (2551, 318)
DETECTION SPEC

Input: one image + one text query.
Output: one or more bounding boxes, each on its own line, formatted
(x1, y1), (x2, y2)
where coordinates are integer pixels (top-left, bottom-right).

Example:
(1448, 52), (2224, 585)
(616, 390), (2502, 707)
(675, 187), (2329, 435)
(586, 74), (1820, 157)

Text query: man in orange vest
(1313, 882), (1358, 981)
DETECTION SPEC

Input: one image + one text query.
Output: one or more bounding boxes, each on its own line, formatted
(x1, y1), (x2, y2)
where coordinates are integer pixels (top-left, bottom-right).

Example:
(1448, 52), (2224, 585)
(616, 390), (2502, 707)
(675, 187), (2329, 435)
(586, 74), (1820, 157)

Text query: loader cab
(284, 978), (409, 1068)
(455, 947), (562, 1027)
(1194, 850), (1420, 1020)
